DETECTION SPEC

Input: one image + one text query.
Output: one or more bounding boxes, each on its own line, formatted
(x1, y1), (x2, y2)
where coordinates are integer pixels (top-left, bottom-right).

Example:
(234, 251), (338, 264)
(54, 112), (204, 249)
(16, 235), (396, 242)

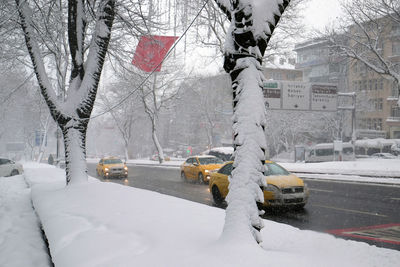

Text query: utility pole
(338, 92), (357, 157)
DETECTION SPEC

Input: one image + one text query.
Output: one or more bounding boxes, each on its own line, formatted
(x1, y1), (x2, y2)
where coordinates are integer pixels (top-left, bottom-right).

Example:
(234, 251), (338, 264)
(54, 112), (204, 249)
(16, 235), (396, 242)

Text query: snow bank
(22, 163), (400, 267)
(280, 159), (400, 178)
(0, 174), (51, 267)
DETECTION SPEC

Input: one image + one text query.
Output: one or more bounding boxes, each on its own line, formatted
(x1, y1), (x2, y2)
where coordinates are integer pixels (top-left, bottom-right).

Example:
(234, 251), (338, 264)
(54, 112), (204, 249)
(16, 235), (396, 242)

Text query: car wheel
(198, 173), (204, 184)
(10, 169), (19, 176)
(212, 185), (224, 206)
(181, 171), (187, 181)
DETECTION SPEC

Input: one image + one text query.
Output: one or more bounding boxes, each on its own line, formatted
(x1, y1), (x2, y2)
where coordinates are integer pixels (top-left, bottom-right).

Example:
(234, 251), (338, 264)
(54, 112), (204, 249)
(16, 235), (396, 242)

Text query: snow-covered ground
(1, 162), (399, 267)
(0, 172), (51, 267)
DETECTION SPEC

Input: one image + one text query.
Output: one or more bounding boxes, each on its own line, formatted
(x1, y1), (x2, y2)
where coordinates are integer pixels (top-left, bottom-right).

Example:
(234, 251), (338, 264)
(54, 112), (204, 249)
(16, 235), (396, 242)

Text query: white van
(306, 143), (354, 163)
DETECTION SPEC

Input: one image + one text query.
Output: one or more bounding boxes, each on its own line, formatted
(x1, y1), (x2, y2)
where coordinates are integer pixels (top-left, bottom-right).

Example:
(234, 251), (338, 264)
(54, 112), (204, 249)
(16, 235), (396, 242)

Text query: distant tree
(214, 0), (290, 244)
(137, 72), (181, 164)
(97, 80), (144, 162)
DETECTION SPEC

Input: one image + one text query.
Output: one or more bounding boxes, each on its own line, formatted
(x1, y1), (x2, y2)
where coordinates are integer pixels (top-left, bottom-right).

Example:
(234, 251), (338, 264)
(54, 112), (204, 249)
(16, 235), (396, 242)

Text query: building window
(362, 79), (367, 91)
(391, 106), (400, 117)
(373, 98), (383, 111)
(378, 78), (384, 90)
(377, 118), (382, 130)
(392, 42), (400, 56)
(392, 24), (400, 36)
(392, 81), (399, 97)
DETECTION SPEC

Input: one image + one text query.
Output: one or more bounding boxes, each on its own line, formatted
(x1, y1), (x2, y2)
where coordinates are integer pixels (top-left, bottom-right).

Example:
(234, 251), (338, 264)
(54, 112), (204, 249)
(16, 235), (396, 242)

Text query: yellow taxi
(96, 157), (128, 178)
(180, 156), (224, 184)
(209, 161), (309, 209)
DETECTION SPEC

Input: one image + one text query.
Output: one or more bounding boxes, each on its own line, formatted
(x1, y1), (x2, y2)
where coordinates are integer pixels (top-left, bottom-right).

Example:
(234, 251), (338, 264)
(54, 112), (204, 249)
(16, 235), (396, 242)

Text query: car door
(213, 163), (232, 197)
(187, 158), (196, 179)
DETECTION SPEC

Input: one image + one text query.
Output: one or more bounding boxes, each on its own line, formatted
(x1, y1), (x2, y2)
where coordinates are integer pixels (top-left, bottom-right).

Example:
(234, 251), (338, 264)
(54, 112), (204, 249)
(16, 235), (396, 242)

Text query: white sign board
(333, 140), (343, 151)
(282, 81), (310, 110)
(311, 84), (337, 111)
(262, 80), (337, 112)
(263, 81), (281, 109)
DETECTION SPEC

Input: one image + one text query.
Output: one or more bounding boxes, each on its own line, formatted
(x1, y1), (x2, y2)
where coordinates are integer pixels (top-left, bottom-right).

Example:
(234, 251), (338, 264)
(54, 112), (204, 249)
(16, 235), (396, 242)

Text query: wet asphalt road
(87, 163), (400, 250)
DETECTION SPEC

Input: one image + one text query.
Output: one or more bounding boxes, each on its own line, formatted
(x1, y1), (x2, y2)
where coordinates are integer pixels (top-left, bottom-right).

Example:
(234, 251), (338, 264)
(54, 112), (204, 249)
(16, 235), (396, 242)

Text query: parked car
(202, 147), (234, 162)
(180, 156), (224, 184)
(209, 161), (309, 209)
(96, 157), (128, 178)
(0, 158), (23, 177)
(370, 153), (396, 159)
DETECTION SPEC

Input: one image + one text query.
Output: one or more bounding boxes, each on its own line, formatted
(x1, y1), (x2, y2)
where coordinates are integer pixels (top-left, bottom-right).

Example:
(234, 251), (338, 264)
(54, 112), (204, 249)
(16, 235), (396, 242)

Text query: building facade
(295, 27), (400, 139)
(347, 18), (400, 139)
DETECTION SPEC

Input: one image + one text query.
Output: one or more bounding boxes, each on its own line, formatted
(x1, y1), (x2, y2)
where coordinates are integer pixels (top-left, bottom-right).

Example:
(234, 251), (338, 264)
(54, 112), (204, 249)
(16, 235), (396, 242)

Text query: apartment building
(295, 22), (400, 139)
(347, 18), (400, 139)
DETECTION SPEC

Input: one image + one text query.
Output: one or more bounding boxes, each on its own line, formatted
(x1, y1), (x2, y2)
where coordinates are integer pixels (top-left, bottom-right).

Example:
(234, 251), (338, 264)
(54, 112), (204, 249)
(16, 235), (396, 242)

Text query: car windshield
(104, 159), (123, 164)
(264, 163), (290, 176)
(198, 157), (223, 165)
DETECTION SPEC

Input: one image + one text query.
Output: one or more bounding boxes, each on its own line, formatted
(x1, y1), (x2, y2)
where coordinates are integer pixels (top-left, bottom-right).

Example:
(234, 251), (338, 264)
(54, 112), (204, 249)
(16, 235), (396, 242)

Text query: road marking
(327, 224), (400, 245)
(312, 204), (387, 217)
(309, 188), (333, 193)
(301, 177), (400, 188)
(390, 197), (400, 201)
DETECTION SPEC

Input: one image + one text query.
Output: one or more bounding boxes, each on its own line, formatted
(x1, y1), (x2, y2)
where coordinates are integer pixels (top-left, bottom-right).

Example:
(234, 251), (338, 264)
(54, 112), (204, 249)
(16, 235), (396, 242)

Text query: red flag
(132, 35), (178, 72)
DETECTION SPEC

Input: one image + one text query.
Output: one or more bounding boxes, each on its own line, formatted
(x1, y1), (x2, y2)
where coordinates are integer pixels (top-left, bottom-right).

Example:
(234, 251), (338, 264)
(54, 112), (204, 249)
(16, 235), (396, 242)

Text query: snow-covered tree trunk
(215, 0), (290, 244)
(16, 0), (115, 185)
(37, 114), (51, 163)
(151, 118), (165, 164)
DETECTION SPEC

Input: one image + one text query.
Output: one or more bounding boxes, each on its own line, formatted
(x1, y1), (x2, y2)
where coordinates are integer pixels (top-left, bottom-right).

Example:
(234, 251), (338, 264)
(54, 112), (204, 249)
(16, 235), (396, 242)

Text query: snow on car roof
(211, 147), (234, 154)
(193, 155), (217, 158)
(201, 147), (234, 155)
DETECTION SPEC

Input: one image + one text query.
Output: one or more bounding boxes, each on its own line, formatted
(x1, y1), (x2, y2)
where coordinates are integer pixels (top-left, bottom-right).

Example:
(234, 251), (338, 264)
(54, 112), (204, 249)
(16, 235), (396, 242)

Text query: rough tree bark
(214, 0), (290, 244)
(16, 0), (115, 185)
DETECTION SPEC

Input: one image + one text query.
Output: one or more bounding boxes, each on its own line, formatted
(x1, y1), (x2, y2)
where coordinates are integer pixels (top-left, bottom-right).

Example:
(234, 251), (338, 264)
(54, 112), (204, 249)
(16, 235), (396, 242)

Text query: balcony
(386, 117), (400, 126)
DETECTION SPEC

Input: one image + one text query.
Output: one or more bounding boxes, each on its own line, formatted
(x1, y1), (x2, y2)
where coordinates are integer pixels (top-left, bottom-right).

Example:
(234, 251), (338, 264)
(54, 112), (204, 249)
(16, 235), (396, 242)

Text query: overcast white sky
(302, 0), (343, 31)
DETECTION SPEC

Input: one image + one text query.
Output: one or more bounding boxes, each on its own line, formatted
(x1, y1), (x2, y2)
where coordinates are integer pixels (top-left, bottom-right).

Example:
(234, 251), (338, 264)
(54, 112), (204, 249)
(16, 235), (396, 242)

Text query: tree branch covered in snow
(327, 0), (400, 106)
(15, 0), (115, 185)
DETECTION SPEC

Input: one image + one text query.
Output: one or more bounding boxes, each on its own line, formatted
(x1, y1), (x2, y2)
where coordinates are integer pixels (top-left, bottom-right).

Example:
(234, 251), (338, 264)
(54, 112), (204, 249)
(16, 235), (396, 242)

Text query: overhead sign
(262, 80), (337, 112)
(282, 81), (309, 110)
(263, 81), (281, 109)
(311, 84), (337, 111)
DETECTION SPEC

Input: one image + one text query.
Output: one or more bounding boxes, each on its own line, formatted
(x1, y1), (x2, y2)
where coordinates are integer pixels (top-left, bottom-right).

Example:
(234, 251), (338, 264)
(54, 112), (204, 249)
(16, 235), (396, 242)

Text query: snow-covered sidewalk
(0, 173), (51, 267)
(4, 162), (398, 267)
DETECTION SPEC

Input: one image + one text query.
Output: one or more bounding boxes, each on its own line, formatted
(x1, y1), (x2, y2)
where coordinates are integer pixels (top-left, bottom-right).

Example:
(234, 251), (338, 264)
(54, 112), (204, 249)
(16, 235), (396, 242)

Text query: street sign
(262, 80), (338, 112)
(311, 84), (337, 111)
(282, 81), (309, 110)
(263, 81), (281, 109)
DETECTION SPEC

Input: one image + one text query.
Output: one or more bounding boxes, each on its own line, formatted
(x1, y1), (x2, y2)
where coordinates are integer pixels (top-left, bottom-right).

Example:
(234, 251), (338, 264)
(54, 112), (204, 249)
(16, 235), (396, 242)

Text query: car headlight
(205, 170), (209, 173)
(105, 167), (109, 171)
(264, 184), (280, 194)
(124, 166), (128, 170)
